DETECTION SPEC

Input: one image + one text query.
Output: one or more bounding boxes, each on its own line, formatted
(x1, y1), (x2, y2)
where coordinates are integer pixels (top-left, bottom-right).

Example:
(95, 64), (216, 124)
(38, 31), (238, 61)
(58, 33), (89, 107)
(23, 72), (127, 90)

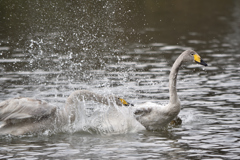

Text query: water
(1, 0), (240, 159)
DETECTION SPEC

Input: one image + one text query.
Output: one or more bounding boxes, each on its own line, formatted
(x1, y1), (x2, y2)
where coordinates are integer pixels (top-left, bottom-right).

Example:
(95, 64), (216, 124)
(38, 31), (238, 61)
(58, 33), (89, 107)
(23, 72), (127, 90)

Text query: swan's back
(0, 98), (57, 135)
(133, 102), (179, 130)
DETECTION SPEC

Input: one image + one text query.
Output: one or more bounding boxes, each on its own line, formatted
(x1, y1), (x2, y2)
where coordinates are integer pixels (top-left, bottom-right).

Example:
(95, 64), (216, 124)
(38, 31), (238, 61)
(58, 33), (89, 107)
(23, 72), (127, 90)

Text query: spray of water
(62, 96), (144, 135)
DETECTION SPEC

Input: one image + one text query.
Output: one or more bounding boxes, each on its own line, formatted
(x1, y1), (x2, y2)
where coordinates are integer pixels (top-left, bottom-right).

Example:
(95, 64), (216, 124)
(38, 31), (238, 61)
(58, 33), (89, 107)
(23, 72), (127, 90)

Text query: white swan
(0, 90), (133, 135)
(132, 50), (207, 130)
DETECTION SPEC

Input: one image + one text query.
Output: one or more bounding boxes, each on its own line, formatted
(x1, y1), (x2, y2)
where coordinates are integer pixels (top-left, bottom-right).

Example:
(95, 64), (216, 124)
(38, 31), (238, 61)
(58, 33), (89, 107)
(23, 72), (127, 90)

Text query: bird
(130, 50), (207, 130)
(0, 50), (207, 135)
(0, 90), (133, 135)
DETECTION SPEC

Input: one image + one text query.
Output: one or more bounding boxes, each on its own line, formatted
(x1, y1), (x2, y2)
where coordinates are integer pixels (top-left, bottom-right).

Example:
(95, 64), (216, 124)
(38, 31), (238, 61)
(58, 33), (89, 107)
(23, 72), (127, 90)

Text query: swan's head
(118, 98), (134, 106)
(182, 50), (208, 66)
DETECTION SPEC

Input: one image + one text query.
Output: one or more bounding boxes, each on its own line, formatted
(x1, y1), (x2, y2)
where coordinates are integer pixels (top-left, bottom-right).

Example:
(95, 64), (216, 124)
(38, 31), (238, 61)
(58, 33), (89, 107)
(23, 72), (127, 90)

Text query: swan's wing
(0, 97), (56, 125)
(132, 102), (160, 118)
(134, 107), (152, 116)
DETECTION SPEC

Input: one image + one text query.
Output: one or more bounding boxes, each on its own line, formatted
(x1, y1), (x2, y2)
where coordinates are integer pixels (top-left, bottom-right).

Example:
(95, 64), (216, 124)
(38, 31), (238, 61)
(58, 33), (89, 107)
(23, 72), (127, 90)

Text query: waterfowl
(131, 50), (207, 130)
(0, 90), (130, 135)
(0, 49), (207, 135)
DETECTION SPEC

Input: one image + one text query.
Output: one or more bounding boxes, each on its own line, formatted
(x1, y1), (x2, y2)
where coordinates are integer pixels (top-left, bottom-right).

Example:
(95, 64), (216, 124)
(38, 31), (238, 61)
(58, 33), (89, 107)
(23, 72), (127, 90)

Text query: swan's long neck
(169, 55), (183, 105)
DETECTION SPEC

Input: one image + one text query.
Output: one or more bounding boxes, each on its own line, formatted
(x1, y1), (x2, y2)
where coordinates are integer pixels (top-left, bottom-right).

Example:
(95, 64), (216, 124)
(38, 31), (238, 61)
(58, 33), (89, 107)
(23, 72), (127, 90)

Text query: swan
(131, 49), (207, 130)
(0, 90), (133, 135)
(0, 49), (207, 135)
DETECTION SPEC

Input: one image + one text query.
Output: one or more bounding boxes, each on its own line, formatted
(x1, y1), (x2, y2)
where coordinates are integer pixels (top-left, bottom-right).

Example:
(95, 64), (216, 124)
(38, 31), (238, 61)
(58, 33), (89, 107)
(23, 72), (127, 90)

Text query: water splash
(63, 97), (145, 135)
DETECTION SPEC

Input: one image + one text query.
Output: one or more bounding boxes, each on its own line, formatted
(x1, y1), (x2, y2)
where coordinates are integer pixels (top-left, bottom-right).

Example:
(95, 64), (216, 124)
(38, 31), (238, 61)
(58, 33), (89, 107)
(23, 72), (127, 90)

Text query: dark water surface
(1, 0), (240, 159)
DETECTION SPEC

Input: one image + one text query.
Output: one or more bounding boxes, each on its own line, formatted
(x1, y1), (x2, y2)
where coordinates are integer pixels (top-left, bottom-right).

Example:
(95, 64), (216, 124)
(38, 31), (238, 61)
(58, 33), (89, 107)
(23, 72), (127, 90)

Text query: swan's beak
(194, 54), (208, 66)
(119, 98), (134, 106)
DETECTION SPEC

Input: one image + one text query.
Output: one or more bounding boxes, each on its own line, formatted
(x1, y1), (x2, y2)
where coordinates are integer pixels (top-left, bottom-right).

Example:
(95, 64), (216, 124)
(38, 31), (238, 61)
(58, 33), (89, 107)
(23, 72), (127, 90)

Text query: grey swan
(132, 50), (207, 130)
(0, 50), (207, 135)
(0, 91), (131, 135)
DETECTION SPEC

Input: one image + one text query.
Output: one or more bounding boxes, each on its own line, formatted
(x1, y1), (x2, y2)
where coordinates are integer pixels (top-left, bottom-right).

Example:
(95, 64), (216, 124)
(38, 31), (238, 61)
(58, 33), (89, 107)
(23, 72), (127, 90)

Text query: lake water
(1, 0), (240, 159)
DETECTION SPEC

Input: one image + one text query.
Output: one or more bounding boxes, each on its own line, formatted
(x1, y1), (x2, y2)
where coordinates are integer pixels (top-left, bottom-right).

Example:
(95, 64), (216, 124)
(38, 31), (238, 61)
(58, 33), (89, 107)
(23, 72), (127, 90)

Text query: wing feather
(0, 97), (56, 124)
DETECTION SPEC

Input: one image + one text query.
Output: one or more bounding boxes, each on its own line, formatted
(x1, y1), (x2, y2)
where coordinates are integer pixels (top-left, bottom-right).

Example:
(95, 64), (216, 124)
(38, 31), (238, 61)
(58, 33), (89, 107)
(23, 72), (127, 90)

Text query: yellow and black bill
(118, 98), (134, 106)
(194, 54), (208, 66)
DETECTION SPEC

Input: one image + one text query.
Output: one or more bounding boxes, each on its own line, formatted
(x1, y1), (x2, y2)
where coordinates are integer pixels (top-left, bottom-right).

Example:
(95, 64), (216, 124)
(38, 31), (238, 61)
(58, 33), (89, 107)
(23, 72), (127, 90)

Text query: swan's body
(133, 102), (180, 130)
(132, 50), (207, 130)
(0, 50), (207, 135)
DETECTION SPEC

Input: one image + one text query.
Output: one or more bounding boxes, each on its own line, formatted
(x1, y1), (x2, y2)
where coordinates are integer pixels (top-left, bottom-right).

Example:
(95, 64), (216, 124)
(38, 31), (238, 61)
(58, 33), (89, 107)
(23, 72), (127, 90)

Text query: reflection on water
(1, 0), (240, 159)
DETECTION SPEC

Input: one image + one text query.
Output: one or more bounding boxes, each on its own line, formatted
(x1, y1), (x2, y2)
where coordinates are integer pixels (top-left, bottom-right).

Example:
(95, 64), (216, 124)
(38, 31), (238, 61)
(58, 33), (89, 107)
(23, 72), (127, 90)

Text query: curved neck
(169, 55), (183, 104)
